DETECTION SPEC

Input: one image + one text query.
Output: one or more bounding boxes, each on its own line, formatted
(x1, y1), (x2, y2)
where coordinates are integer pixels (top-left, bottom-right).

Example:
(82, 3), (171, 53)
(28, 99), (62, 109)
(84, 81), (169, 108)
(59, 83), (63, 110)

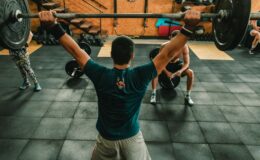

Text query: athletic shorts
(166, 60), (183, 73)
(91, 131), (151, 160)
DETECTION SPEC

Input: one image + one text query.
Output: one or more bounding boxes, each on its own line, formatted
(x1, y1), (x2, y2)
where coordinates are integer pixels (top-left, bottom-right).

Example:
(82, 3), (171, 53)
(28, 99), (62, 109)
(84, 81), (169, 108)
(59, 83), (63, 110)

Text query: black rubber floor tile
(219, 106), (258, 123)
(0, 139), (28, 160)
(193, 65), (212, 73)
(158, 89), (185, 105)
(224, 83), (255, 93)
(215, 73), (243, 83)
(210, 65), (230, 74)
(191, 92), (215, 105)
(237, 74), (260, 83)
(33, 70), (53, 78)
(173, 143), (214, 160)
(158, 104), (195, 122)
(140, 120), (171, 142)
(67, 119), (97, 140)
(139, 103), (165, 121)
(80, 89), (98, 102)
(0, 77), (21, 88)
(210, 144), (254, 160)
(50, 69), (69, 78)
(201, 82), (229, 92)
(246, 107), (260, 122)
(0, 88), (34, 101)
(246, 145), (260, 160)
(147, 142), (175, 160)
(235, 93), (260, 106)
(247, 82), (260, 93)
(0, 117), (41, 138)
(199, 122), (241, 144)
(74, 102), (98, 119)
(45, 102), (78, 118)
(58, 140), (95, 160)
(38, 78), (65, 89)
(192, 105), (226, 122)
(179, 81), (206, 92)
(167, 122), (205, 143)
(32, 118), (72, 139)
(229, 65), (251, 74)
(30, 89), (60, 101)
(55, 89), (84, 102)
(231, 123), (260, 145)
(62, 78), (89, 90)
(0, 100), (44, 117)
(10, 101), (51, 118)
(197, 73), (222, 82)
(207, 92), (241, 106)
(18, 140), (63, 160)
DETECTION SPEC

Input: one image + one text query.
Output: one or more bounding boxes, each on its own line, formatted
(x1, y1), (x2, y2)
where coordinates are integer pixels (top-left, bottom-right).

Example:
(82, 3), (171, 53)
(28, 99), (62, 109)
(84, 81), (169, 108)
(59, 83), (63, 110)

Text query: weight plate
(65, 60), (84, 78)
(213, 0), (251, 51)
(158, 72), (180, 89)
(79, 42), (92, 55)
(0, 0), (30, 50)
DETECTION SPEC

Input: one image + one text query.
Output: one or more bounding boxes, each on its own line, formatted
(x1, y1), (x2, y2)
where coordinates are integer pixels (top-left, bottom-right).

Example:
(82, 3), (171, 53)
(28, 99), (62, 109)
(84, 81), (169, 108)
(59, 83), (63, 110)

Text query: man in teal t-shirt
(39, 10), (200, 160)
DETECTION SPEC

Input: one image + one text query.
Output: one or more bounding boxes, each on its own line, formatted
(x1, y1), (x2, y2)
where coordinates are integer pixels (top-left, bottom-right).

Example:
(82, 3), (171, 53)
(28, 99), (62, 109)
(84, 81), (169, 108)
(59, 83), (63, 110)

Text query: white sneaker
(150, 93), (157, 104)
(185, 96), (194, 106)
(249, 50), (254, 55)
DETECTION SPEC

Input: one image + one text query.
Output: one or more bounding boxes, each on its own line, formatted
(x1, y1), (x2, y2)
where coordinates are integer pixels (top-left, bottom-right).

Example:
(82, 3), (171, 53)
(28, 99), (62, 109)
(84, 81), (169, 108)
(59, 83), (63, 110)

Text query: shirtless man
(150, 30), (194, 106)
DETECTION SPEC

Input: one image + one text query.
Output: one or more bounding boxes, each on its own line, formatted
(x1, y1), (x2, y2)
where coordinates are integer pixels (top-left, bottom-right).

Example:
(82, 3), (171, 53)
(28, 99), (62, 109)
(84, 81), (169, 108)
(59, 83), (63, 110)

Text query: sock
(152, 89), (156, 94)
(186, 90), (191, 97)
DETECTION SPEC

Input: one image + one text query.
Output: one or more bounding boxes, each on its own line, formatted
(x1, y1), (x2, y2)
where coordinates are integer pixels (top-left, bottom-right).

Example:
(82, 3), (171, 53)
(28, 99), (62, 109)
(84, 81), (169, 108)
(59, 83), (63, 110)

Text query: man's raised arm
(39, 11), (90, 69)
(153, 10), (200, 75)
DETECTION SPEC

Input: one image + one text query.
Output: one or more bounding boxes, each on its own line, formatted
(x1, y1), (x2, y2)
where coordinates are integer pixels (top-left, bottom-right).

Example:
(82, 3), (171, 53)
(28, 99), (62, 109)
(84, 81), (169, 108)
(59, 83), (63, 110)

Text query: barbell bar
(0, 0), (255, 51)
(17, 12), (260, 20)
(18, 12), (220, 19)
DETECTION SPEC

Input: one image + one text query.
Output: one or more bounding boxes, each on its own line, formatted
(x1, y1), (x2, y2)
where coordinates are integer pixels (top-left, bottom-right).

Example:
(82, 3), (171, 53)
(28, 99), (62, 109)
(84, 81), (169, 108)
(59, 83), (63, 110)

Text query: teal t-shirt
(84, 60), (157, 140)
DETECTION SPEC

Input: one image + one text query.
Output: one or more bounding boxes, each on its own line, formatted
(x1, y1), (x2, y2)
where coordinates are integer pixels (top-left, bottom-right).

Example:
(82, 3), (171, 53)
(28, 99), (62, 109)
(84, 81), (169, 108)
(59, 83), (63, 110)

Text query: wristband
(180, 25), (195, 37)
(48, 24), (66, 40)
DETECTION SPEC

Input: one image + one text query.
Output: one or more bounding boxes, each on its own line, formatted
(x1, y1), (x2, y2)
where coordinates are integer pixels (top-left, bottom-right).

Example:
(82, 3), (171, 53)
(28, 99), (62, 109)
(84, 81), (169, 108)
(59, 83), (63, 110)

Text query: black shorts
(166, 60), (183, 73)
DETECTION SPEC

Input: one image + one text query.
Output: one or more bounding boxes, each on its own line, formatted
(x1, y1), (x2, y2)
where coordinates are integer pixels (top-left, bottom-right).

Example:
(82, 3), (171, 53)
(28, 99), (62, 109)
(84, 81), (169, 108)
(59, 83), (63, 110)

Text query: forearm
(59, 34), (89, 69)
(163, 34), (188, 59)
(163, 69), (171, 75)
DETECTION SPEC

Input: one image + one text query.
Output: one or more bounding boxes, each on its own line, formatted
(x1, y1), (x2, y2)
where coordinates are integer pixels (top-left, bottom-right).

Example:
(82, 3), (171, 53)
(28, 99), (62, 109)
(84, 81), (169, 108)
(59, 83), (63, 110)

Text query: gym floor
(0, 40), (260, 160)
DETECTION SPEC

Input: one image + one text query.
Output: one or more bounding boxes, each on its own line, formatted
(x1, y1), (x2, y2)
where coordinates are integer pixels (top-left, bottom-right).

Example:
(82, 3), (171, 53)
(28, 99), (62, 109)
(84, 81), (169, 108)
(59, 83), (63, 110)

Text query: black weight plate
(0, 0), (30, 50)
(213, 0), (251, 51)
(158, 72), (180, 89)
(149, 47), (160, 60)
(79, 42), (92, 55)
(65, 60), (84, 78)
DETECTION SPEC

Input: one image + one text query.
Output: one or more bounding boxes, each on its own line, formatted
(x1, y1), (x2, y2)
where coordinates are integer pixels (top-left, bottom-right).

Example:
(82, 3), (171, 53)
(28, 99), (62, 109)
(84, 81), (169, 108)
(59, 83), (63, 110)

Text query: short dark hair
(111, 36), (134, 65)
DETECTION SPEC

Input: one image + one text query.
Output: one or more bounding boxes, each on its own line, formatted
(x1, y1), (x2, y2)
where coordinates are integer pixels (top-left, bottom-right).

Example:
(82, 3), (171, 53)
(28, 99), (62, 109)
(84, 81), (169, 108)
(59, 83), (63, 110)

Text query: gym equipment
(149, 48), (181, 89)
(65, 60), (84, 78)
(0, 0), (259, 51)
(65, 42), (92, 78)
(78, 41), (92, 54)
(158, 72), (181, 90)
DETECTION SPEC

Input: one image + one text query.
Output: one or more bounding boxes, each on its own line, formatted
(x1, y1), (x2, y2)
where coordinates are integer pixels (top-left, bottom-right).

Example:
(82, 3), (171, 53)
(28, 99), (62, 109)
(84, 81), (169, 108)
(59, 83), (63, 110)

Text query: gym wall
(28, 0), (260, 36)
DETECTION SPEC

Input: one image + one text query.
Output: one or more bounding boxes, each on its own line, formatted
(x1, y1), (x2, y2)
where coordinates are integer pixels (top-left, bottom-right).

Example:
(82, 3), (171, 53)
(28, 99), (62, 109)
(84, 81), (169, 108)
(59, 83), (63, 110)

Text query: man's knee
(184, 69), (194, 78)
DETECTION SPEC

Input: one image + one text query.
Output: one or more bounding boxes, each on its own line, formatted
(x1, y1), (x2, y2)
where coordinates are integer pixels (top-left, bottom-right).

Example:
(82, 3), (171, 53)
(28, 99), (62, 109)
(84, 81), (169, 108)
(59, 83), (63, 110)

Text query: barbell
(0, 0), (257, 51)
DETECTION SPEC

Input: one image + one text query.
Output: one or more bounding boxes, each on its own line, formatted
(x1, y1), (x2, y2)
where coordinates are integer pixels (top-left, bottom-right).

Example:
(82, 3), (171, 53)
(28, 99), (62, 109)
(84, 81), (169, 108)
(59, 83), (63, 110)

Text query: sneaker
(19, 81), (31, 90)
(150, 93), (157, 104)
(34, 83), (42, 92)
(249, 50), (254, 55)
(185, 96), (194, 106)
